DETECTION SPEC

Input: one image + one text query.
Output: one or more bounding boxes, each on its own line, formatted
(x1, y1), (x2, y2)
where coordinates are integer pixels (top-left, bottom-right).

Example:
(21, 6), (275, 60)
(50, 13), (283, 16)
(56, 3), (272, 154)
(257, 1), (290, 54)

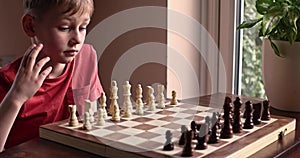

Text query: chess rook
(68, 105), (79, 127)
(252, 102), (262, 125)
(261, 100), (271, 121)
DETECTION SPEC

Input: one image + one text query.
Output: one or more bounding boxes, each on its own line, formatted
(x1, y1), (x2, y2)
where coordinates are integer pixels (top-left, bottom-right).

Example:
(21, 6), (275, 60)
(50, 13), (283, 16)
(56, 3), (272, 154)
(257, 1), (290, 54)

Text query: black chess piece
(261, 100), (271, 121)
(163, 130), (174, 151)
(232, 97), (243, 133)
(195, 123), (208, 150)
(220, 97), (234, 139)
(179, 125), (187, 145)
(252, 102), (262, 125)
(191, 121), (197, 139)
(181, 130), (193, 157)
(208, 112), (220, 144)
(205, 116), (211, 135)
(243, 101), (254, 129)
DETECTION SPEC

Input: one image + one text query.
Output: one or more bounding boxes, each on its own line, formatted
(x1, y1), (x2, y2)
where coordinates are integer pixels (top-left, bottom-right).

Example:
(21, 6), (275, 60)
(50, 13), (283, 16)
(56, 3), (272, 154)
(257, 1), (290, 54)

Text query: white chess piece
(111, 103), (121, 121)
(96, 108), (105, 126)
(98, 92), (108, 119)
(147, 86), (156, 111)
(69, 105), (79, 126)
(83, 112), (92, 130)
(156, 84), (166, 108)
(84, 100), (95, 122)
(123, 81), (133, 118)
(170, 90), (178, 105)
(135, 84), (144, 115)
(109, 80), (119, 115)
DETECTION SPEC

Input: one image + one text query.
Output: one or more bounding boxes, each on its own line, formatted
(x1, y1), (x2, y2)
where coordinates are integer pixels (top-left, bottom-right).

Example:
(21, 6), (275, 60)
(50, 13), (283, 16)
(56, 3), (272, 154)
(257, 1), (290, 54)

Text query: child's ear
(22, 14), (36, 37)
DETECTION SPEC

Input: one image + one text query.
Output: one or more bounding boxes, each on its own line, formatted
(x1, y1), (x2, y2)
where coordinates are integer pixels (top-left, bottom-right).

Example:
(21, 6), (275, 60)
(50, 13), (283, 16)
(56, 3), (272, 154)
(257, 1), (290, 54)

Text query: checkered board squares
(43, 102), (290, 158)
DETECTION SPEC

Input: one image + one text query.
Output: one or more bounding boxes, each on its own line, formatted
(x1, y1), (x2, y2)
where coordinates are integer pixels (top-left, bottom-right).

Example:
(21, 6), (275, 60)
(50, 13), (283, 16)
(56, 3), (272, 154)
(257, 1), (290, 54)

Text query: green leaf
(261, 6), (284, 36)
(256, 0), (275, 15)
(237, 18), (262, 29)
(269, 38), (285, 57)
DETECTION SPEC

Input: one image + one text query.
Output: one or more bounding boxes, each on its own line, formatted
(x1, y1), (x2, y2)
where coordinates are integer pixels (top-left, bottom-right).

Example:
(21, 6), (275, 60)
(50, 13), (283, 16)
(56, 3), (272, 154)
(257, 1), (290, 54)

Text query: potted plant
(237, 0), (300, 111)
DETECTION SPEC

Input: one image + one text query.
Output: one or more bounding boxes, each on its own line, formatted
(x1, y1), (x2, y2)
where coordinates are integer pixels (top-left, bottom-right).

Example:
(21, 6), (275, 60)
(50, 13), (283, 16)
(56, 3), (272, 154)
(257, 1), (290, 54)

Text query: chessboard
(39, 93), (296, 158)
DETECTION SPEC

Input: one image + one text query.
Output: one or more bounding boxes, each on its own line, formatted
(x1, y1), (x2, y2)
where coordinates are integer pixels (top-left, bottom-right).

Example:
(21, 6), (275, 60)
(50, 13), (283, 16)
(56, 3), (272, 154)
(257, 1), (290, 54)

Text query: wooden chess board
(39, 95), (296, 158)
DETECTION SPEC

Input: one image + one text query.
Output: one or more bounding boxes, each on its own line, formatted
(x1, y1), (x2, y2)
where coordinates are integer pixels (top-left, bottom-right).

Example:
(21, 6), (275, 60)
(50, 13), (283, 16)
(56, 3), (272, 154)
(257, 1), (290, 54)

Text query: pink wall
(88, 1), (168, 100)
(0, 1), (30, 65)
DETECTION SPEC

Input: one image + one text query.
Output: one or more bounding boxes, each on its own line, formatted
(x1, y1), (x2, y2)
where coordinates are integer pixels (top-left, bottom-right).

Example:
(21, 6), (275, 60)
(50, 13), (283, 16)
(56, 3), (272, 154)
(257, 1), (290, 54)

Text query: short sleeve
(72, 44), (103, 114)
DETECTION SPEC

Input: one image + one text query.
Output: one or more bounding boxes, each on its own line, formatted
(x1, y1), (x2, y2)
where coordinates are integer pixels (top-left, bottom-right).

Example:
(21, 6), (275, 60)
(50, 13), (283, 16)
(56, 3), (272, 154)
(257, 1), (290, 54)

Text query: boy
(0, 0), (103, 152)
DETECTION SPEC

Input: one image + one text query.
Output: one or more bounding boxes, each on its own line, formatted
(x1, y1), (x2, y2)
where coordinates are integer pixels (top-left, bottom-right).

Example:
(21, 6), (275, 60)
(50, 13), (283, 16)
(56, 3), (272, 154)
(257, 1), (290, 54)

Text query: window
(236, 0), (266, 98)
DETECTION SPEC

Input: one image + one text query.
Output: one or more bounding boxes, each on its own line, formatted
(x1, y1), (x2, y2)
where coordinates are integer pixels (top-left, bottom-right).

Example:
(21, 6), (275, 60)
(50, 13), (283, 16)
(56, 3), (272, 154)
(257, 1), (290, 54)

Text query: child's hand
(8, 44), (52, 106)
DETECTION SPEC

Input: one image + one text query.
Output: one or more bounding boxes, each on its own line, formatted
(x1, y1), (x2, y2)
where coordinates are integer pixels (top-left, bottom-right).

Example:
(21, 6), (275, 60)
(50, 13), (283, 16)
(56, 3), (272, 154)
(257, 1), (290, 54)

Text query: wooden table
(1, 93), (300, 158)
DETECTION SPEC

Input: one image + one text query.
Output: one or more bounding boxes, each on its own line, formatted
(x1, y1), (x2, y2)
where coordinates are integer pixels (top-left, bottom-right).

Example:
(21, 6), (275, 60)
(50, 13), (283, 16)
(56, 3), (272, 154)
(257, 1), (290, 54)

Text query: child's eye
(79, 27), (87, 31)
(58, 26), (70, 31)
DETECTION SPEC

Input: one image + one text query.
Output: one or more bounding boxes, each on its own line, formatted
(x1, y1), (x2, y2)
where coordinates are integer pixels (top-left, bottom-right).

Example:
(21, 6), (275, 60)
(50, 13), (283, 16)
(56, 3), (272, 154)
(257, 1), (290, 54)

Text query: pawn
(179, 125), (187, 145)
(181, 130), (193, 157)
(195, 123), (208, 150)
(163, 130), (174, 151)
(205, 116), (211, 135)
(170, 90), (178, 105)
(156, 84), (166, 109)
(220, 97), (233, 139)
(208, 112), (220, 144)
(261, 100), (271, 121)
(190, 121), (197, 139)
(232, 97), (243, 133)
(147, 86), (156, 111)
(83, 112), (92, 130)
(135, 84), (144, 115)
(96, 108), (105, 126)
(109, 80), (119, 115)
(135, 99), (144, 115)
(84, 100), (95, 123)
(98, 92), (108, 119)
(111, 103), (121, 121)
(252, 102), (262, 125)
(69, 105), (79, 127)
(243, 101), (254, 129)
(123, 81), (133, 118)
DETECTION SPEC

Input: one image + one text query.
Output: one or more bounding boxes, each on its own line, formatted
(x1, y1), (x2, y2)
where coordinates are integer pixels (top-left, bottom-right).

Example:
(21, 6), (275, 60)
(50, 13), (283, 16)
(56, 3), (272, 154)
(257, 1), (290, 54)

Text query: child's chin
(61, 57), (75, 64)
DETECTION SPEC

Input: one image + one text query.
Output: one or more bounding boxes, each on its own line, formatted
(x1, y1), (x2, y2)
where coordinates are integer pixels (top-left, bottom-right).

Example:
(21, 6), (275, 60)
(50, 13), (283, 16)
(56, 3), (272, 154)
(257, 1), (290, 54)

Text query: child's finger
(25, 44), (43, 70)
(32, 56), (51, 77)
(38, 66), (52, 84)
(20, 44), (36, 69)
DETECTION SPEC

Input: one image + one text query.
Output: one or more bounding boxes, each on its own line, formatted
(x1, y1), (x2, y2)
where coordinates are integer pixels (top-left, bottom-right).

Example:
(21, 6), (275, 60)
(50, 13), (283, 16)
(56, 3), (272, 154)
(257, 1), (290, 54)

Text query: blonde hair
(23, 0), (94, 18)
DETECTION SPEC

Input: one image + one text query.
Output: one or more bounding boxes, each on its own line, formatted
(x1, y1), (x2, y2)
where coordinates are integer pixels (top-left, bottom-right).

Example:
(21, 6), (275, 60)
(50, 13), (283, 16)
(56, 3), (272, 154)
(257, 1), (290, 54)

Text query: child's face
(33, 5), (90, 64)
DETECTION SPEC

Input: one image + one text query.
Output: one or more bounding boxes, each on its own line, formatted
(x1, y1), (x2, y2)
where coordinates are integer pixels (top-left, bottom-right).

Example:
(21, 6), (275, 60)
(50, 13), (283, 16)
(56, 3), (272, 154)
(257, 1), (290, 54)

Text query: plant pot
(262, 39), (300, 112)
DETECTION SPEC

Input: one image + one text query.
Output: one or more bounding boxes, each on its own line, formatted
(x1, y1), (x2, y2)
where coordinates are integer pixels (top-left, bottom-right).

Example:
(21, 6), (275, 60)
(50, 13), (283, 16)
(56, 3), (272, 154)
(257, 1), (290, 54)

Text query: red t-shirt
(0, 44), (103, 148)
